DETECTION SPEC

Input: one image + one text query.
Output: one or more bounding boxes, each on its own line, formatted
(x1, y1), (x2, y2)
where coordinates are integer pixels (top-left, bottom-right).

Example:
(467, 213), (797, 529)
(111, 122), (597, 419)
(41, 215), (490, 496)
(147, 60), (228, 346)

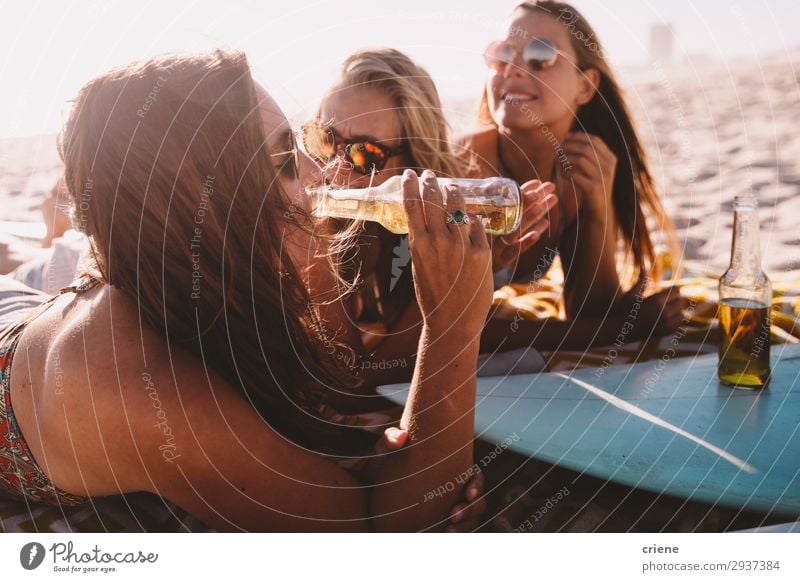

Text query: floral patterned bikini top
(0, 276), (100, 506)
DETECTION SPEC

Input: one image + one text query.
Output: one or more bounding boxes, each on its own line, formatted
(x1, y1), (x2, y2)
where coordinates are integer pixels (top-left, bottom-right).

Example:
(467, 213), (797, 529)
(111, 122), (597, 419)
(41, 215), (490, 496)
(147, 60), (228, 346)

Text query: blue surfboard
(378, 344), (800, 515)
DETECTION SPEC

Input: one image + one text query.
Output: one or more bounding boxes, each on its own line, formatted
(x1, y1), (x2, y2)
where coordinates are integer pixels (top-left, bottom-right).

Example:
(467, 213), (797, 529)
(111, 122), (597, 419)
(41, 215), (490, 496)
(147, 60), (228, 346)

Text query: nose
(502, 54), (528, 79)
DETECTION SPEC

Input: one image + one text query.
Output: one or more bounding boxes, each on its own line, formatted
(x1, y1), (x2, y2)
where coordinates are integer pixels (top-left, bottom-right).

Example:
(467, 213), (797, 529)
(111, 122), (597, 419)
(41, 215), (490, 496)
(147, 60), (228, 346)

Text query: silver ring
(446, 210), (470, 226)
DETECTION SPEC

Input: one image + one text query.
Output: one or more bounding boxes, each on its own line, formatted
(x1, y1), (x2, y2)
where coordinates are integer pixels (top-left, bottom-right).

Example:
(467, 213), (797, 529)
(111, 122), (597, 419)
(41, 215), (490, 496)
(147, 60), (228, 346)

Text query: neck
(498, 117), (572, 183)
(730, 204), (762, 273)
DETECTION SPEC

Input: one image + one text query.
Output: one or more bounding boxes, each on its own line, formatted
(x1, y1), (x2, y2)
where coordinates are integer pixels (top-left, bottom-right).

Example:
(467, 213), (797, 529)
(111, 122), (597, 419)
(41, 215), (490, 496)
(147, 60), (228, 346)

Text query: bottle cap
(733, 195), (758, 209)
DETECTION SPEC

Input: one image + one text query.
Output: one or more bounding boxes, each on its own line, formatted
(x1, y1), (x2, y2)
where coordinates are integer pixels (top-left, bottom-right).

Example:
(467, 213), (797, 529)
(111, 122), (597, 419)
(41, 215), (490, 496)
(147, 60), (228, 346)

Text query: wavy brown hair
(58, 50), (364, 454)
(479, 0), (678, 281)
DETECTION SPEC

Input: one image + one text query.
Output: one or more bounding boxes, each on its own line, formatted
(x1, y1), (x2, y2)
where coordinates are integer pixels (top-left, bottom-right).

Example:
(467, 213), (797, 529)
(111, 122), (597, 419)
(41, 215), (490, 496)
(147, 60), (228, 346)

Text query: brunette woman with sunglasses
(461, 0), (688, 353)
(304, 49), (557, 390)
(0, 50), (493, 531)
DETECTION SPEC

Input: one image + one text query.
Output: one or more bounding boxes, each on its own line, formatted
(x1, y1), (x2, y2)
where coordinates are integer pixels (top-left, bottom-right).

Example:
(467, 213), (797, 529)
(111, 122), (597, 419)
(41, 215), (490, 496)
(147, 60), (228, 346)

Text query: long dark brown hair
(59, 51), (364, 454)
(479, 0), (677, 281)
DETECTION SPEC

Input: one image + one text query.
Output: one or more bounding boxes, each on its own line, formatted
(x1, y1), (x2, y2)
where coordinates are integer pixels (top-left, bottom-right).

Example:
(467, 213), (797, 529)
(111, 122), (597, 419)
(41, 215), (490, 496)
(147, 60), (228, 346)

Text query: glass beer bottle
(718, 195), (772, 388)
(306, 175), (522, 236)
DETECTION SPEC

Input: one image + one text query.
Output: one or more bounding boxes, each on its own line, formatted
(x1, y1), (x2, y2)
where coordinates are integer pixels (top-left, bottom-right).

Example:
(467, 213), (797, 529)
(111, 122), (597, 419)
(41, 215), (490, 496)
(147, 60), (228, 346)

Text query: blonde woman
(304, 48), (556, 388)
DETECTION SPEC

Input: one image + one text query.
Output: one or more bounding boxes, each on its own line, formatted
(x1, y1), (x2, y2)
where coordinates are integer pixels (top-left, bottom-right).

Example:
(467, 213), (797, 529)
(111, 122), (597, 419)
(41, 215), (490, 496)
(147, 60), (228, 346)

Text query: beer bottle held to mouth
(718, 195), (772, 388)
(306, 175), (522, 236)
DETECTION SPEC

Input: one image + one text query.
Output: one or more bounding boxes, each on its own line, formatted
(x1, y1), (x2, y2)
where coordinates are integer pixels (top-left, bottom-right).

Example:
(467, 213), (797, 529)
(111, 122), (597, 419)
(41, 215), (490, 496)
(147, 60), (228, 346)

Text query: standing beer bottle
(306, 176), (521, 236)
(718, 195), (772, 388)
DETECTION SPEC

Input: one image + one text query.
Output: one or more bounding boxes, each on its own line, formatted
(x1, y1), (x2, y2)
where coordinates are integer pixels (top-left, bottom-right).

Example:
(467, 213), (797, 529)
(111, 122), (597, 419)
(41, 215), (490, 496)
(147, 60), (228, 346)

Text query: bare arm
(369, 325), (480, 530)
(359, 300), (422, 388)
(559, 132), (622, 318)
(481, 311), (628, 352)
(558, 204), (621, 319)
(369, 170), (492, 531)
(480, 287), (689, 354)
(146, 375), (370, 532)
(143, 171), (492, 532)
(140, 331), (479, 532)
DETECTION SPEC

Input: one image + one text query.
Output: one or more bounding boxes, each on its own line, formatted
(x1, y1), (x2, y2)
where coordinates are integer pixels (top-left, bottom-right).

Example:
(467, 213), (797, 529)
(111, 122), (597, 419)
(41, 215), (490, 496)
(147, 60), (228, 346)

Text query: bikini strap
(58, 273), (103, 295)
(0, 273), (104, 346)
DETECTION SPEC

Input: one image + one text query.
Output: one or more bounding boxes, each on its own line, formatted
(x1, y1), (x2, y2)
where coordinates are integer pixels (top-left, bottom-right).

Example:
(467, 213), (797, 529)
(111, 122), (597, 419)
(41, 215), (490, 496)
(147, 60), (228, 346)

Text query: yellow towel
(491, 258), (800, 372)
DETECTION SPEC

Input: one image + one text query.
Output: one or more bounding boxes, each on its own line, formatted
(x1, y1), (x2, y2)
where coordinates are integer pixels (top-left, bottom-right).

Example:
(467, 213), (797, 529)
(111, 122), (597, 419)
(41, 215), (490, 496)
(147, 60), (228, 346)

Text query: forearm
(560, 206), (621, 318)
(503, 237), (559, 283)
(359, 302), (423, 389)
(370, 325), (479, 531)
(481, 312), (628, 352)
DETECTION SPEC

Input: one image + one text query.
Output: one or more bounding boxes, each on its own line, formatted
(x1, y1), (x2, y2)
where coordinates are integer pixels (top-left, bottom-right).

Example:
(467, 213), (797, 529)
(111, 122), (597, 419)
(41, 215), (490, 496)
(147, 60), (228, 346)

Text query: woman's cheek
(487, 76), (504, 112)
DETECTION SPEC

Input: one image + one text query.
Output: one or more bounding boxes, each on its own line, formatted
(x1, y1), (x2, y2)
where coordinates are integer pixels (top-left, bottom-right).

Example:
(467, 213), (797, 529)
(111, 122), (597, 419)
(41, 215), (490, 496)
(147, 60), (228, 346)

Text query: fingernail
(403, 169), (416, 179)
(422, 169), (435, 179)
(467, 487), (478, 500)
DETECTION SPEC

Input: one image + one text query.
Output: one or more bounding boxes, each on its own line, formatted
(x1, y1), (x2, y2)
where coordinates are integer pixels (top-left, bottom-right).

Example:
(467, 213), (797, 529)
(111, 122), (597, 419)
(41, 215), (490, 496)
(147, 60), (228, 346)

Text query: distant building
(650, 24), (674, 64)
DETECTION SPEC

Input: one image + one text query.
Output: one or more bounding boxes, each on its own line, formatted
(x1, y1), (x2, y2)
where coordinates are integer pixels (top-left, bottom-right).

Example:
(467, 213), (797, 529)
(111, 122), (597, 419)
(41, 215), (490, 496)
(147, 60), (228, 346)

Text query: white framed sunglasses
(484, 37), (567, 72)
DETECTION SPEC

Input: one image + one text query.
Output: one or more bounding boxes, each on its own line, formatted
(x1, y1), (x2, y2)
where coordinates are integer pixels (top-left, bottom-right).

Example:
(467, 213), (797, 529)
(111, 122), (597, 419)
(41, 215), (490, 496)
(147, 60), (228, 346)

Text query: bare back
(10, 282), (186, 497)
(8, 283), (369, 531)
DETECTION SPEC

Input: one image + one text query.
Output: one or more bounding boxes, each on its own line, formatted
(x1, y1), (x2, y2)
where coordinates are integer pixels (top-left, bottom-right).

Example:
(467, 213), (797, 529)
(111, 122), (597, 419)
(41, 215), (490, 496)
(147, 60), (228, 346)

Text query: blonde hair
(322, 49), (468, 297)
(327, 48), (463, 178)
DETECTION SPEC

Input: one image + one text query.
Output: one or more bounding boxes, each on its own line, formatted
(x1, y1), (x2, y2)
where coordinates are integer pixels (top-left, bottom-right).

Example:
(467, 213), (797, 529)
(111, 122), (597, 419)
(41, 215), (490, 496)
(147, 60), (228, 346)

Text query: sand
(627, 51), (800, 276)
(2, 52), (799, 279)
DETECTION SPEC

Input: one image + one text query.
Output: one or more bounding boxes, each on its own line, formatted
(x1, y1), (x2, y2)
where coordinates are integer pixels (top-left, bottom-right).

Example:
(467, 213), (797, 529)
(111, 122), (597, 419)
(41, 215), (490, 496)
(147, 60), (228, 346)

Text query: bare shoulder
(16, 284), (366, 530)
(12, 284), (228, 495)
(454, 126), (499, 178)
(11, 283), (368, 530)
(455, 125), (497, 151)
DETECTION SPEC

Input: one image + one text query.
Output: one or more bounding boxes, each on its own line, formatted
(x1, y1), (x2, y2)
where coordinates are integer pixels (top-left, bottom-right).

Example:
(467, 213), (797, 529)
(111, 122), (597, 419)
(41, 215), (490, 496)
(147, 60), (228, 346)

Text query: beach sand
(2, 52), (799, 277)
(627, 52), (800, 276)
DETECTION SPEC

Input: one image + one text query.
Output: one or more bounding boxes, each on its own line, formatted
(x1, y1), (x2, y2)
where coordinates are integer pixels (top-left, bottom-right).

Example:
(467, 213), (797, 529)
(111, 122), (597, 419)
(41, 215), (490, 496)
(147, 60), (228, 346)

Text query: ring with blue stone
(446, 210), (470, 226)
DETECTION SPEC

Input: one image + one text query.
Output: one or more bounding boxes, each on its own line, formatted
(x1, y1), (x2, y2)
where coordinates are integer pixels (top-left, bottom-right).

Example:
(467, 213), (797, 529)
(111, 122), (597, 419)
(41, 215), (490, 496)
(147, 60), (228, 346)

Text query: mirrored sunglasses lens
(524, 38), (558, 70)
(303, 125), (335, 160)
(484, 41), (514, 70)
(346, 142), (386, 174)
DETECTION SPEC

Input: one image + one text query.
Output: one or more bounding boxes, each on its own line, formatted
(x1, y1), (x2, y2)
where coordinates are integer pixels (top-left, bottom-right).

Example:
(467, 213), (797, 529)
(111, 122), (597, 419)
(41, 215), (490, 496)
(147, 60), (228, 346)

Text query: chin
(494, 105), (541, 131)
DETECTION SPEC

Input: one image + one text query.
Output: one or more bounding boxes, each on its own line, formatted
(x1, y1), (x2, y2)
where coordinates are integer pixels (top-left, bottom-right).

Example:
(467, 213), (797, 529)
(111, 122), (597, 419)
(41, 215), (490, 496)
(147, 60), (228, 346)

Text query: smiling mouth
(502, 92), (539, 104)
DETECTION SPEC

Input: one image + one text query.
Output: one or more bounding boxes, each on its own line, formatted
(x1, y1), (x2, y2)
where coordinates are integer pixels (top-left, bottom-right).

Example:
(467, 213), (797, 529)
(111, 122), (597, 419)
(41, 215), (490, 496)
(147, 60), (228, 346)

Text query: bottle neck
(729, 205), (762, 273)
(306, 175), (398, 205)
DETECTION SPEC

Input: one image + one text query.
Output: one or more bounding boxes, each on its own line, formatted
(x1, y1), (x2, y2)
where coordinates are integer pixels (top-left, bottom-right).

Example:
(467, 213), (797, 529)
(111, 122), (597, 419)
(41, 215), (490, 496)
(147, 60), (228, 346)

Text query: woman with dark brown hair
(0, 50), (491, 531)
(461, 0), (688, 352)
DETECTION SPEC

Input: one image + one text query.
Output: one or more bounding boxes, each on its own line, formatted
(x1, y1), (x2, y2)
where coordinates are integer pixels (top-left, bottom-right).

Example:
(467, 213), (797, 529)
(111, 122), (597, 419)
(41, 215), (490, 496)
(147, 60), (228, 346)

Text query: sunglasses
(301, 122), (407, 175)
(484, 37), (565, 72)
(269, 129), (300, 180)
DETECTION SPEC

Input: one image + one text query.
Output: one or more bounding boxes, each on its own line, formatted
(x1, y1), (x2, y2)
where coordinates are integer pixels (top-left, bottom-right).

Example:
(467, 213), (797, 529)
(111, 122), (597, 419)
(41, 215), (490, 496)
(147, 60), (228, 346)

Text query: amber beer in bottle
(718, 196), (771, 388)
(306, 176), (522, 236)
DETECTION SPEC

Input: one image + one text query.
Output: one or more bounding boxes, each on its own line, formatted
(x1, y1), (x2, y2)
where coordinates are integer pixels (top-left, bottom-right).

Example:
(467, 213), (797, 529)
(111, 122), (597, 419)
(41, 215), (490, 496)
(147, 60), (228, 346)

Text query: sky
(0, 0), (798, 139)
